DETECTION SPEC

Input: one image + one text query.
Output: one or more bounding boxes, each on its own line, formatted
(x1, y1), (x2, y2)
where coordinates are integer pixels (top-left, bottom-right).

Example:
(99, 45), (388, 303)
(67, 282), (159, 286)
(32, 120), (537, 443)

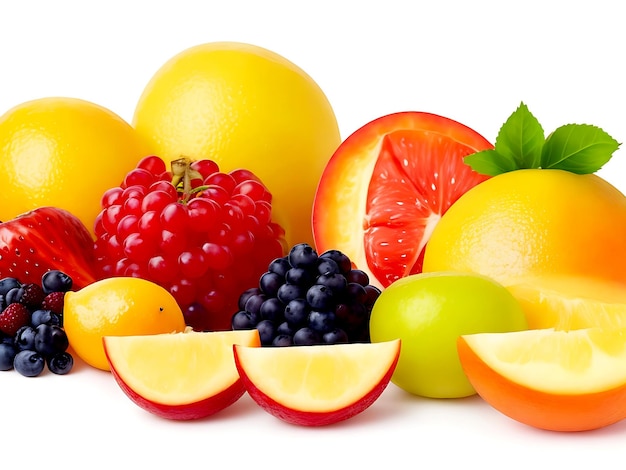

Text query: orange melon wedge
(234, 339), (401, 426)
(103, 329), (260, 420)
(457, 328), (626, 432)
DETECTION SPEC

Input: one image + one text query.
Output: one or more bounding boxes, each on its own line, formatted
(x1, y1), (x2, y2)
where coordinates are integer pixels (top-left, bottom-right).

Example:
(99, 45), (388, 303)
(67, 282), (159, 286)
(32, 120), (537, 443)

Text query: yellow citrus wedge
(103, 329), (261, 420)
(507, 275), (626, 330)
(234, 339), (401, 426)
(458, 327), (626, 432)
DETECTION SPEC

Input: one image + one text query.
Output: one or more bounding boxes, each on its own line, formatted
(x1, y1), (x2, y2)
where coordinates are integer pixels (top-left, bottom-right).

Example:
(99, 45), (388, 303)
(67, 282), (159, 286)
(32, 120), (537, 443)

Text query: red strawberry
(0, 207), (98, 290)
(0, 303), (31, 336)
(93, 156), (287, 331)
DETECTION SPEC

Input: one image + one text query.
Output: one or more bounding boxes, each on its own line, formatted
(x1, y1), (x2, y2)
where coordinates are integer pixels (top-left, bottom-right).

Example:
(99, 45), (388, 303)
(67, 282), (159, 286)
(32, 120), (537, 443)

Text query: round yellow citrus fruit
(422, 169), (626, 287)
(132, 41), (341, 247)
(64, 277), (187, 371)
(0, 97), (152, 232)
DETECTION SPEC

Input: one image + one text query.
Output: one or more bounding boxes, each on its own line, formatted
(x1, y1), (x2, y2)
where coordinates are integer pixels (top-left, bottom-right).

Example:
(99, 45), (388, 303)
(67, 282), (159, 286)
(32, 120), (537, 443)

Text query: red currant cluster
(93, 156), (287, 331)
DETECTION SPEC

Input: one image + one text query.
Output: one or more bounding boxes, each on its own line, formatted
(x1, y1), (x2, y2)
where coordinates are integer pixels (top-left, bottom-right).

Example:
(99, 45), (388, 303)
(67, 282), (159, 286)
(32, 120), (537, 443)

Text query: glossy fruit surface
(312, 111), (491, 289)
(423, 169), (626, 288)
(234, 339), (400, 426)
(0, 207), (98, 289)
(0, 97), (151, 234)
(104, 329), (260, 420)
(507, 275), (626, 330)
(63, 277), (186, 371)
(132, 41), (340, 247)
(458, 327), (626, 431)
(369, 271), (527, 398)
(93, 155), (287, 332)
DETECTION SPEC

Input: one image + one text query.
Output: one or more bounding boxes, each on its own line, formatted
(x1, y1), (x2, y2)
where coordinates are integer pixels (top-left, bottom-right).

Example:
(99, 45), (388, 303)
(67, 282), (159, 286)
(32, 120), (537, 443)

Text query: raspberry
(19, 283), (46, 309)
(93, 156), (287, 331)
(42, 292), (65, 314)
(0, 303), (31, 336)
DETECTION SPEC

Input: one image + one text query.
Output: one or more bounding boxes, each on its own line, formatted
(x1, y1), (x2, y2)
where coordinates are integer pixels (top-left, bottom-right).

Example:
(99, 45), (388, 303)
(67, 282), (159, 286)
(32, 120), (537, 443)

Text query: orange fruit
(234, 339), (400, 426)
(457, 327), (626, 431)
(103, 329), (261, 420)
(312, 111), (492, 289)
(132, 41), (341, 247)
(64, 277), (187, 371)
(423, 169), (626, 285)
(0, 97), (151, 233)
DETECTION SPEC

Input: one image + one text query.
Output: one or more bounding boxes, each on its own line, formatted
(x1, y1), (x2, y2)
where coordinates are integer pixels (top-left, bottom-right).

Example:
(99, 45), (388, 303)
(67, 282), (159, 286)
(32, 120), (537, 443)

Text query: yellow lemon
(423, 169), (626, 286)
(64, 277), (187, 371)
(0, 97), (152, 232)
(132, 41), (341, 247)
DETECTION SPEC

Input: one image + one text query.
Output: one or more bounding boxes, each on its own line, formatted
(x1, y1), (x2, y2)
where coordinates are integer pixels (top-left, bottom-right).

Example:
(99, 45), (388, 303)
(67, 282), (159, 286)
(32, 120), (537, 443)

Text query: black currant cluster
(0, 270), (74, 377)
(232, 243), (381, 346)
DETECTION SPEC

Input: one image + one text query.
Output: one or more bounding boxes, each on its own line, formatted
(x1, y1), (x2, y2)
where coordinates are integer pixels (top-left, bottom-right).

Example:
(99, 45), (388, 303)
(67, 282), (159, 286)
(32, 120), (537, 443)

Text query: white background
(1, 0), (626, 467)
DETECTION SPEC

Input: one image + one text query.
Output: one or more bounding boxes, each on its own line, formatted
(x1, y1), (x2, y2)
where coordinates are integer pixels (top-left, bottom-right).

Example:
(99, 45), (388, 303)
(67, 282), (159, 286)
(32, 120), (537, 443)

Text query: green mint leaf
(541, 124), (620, 174)
(494, 102), (545, 169)
(464, 149), (519, 176)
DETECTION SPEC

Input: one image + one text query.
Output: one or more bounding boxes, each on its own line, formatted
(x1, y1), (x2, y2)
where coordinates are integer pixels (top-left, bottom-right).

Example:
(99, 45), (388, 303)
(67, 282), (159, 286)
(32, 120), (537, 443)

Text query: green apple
(369, 271), (527, 398)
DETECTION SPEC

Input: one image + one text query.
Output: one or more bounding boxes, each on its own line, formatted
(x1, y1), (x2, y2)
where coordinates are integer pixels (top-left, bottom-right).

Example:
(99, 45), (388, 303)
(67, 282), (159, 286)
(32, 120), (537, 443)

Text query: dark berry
(231, 310), (261, 330)
(316, 272), (347, 294)
(308, 310), (336, 334)
(322, 328), (349, 344)
(4, 286), (24, 306)
(238, 288), (262, 311)
(0, 277), (21, 297)
(272, 334), (293, 347)
(41, 292), (66, 315)
(285, 267), (316, 287)
(306, 284), (335, 310)
(31, 309), (61, 328)
(259, 298), (284, 323)
(19, 283), (46, 309)
(14, 325), (37, 351)
(276, 283), (306, 304)
(244, 293), (266, 315)
(47, 352), (74, 375)
(34, 324), (69, 357)
(259, 272), (284, 297)
(0, 303), (31, 336)
(293, 327), (321, 346)
(276, 321), (296, 336)
(268, 257), (290, 277)
(256, 319), (276, 346)
(13, 350), (45, 377)
(319, 249), (352, 274)
(288, 243), (318, 269)
(0, 342), (17, 370)
(316, 257), (340, 275)
(284, 298), (309, 327)
(346, 269), (370, 286)
(41, 270), (73, 294)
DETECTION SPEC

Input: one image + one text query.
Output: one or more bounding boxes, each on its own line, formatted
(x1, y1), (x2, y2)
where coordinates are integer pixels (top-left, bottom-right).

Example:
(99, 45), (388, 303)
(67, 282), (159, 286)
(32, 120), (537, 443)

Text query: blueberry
(259, 298), (284, 323)
(14, 350), (45, 377)
(308, 310), (336, 334)
(244, 293), (266, 315)
(316, 273), (347, 294)
(4, 286), (24, 305)
(322, 328), (349, 345)
(276, 283), (306, 305)
(276, 321), (296, 336)
(272, 334), (293, 347)
(268, 257), (290, 277)
(319, 249), (352, 274)
(288, 243), (318, 269)
(293, 327), (321, 346)
(231, 310), (261, 330)
(41, 270), (73, 294)
(238, 287), (262, 311)
(344, 282), (368, 304)
(306, 284), (335, 310)
(34, 324), (69, 357)
(259, 272), (284, 297)
(31, 309), (61, 327)
(256, 319), (276, 346)
(345, 269), (370, 286)
(14, 325), (37, 351)
(0, 277), (21, 297)
(285, 267), (316, 287)
(47, 352), (74, 375)
(284, 298), (309, 327)
(316, 257), (340, 275)
(0, 343), (17, 370)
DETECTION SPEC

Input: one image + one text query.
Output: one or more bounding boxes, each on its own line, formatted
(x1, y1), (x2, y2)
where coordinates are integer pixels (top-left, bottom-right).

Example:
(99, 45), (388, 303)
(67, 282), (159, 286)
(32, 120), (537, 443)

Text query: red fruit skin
(312, 111), (492, 288)
(107, 354), (247, 420)
(233, 345), (400, 426)
(0, 207), (97, 289)
(0, 303), (31, 336)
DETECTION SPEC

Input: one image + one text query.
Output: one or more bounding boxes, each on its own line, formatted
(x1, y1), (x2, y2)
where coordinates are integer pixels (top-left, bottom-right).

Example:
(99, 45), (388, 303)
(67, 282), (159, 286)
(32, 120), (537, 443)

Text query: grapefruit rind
(458, 329), (626, 431)
(234, 339), (401, 426)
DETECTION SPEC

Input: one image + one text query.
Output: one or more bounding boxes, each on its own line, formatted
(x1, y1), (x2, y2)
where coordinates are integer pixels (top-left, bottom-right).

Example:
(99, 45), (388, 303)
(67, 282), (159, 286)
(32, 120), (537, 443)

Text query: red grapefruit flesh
(312, 112), (492, 288)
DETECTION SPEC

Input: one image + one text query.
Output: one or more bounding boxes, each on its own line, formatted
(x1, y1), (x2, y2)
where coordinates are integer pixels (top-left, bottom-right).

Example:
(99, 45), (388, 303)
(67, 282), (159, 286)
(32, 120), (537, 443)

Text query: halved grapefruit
(458, 327), (626, 432)
(312, 111), (492, 289)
